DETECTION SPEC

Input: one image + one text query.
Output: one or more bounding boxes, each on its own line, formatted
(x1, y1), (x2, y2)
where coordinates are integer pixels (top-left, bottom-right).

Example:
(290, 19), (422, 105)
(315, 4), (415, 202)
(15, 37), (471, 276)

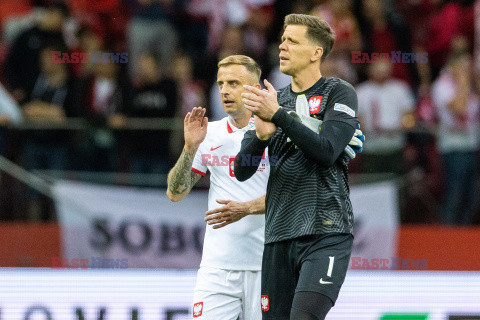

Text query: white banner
(350, 181), (400, 269)
(53, 179), (398, 269)
(0, 269), (478, 320)
(53, 181), (208, 269)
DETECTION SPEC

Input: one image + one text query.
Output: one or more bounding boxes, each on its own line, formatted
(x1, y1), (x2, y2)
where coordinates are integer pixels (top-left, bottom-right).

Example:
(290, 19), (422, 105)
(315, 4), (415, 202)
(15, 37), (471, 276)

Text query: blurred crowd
(0, 0), (479, 225)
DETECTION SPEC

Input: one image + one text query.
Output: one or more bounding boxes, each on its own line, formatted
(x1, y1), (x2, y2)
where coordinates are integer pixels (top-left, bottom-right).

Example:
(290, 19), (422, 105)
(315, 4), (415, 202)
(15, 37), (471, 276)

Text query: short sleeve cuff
(191, 168), (206, 176)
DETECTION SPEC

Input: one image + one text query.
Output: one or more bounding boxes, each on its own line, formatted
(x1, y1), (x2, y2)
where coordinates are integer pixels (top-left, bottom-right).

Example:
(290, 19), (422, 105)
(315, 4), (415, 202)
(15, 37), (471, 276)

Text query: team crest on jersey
(308, 96), (323, 114)
(261, 295), (269, 311)
(193, 302), (203, 317)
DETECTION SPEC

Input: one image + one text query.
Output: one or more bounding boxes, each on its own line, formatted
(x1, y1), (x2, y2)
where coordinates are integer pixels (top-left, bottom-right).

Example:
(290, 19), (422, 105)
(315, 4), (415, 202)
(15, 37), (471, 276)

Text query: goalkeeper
(232, 13), (361, 320)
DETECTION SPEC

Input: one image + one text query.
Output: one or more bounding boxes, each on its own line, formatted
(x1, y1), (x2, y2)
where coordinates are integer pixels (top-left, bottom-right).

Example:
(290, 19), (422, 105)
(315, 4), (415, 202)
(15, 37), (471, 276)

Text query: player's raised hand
(254, 115), (276, 140)
(204, 199), (249, 229)
(242, 79), (280, 121)
(184, 107), (208, 152)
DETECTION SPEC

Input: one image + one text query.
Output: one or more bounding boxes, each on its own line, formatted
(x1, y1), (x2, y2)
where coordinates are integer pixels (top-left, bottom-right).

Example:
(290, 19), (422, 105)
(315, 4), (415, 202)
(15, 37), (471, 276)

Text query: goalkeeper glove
(344, 124), (365, 159)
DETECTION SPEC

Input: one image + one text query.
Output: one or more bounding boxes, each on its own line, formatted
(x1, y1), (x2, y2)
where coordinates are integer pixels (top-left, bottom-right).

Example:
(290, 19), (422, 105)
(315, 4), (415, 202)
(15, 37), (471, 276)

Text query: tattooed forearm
(167, 148), (197, 196)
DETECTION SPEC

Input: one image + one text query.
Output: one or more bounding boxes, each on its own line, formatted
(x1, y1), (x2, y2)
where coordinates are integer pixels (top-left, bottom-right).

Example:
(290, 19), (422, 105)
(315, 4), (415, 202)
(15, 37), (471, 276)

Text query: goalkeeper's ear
(253, 83), (261, 90)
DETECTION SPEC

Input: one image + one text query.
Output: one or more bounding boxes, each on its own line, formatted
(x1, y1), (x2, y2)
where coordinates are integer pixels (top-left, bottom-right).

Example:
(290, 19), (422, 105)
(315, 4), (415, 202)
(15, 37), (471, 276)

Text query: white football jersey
(192, 116), (269, 270)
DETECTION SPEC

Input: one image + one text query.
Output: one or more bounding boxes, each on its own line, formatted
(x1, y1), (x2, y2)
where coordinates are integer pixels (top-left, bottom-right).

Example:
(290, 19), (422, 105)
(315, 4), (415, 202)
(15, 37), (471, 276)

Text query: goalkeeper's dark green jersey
(235, 77), (359, 244)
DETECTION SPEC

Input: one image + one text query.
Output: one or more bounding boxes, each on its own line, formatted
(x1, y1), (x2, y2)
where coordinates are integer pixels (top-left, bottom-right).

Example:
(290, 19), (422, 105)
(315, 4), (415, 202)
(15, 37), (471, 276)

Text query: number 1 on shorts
(327, 256), (334, 277)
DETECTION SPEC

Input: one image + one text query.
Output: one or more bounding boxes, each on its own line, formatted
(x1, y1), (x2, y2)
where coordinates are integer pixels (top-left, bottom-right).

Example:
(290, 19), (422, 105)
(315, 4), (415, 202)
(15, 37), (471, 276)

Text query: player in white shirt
(167, 55), (268, 320)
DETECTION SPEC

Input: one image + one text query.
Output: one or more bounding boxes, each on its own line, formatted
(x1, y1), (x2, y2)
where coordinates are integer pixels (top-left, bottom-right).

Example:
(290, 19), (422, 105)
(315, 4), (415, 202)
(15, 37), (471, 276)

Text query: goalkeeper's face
(217, 64), (259, 117)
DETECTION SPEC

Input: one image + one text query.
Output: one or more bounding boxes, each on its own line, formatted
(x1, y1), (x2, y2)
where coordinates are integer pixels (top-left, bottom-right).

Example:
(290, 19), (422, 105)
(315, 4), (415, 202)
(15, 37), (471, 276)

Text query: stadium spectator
(243, 3), (274, 63)
(356, 61), (415, 174)
(311, 0), (361, 55)
(21, 44), (74, 171)
(172, 52), (207, 119)
(310, 0), (361, 86)
(20, 43), (74, 220)
(2, 1), (69, 104)
(69, 0), (129, 49)
(356, 0), (416, 85)
(69, 24), (104, 78)
(393, 0), (435, 49)
(186, 0), (273, 54)
(67, 49), (128, 171)
(400, 82), (443, 224)
(170, 52), (207, 157)
(426, 0), (475, 80)
(123, 51), (178, 174)
(432, 51), (480, 225)
(126, 0), (178, 78)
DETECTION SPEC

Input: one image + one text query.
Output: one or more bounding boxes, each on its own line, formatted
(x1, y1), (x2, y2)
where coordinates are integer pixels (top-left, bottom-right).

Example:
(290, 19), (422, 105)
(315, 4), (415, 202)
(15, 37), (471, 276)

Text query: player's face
(217, 64), (256, 116)
(279, 25), (319, 76)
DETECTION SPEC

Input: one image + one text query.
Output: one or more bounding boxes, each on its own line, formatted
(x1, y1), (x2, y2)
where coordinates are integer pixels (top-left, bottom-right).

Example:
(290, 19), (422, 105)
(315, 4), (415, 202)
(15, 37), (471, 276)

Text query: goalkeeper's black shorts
(260, 233), (353, 320)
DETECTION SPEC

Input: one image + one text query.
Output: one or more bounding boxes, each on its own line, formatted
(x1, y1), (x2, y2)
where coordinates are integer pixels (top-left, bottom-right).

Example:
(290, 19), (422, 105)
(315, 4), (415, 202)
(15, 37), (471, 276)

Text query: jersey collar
(289, 76), (326, 95)
(226, 118), (235, 133)
(226, 116), (255, 133)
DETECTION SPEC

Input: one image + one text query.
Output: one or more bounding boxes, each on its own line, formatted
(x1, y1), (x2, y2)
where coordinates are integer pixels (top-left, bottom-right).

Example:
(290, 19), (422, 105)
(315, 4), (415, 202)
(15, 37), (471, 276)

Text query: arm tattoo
(167, 148), (198, 195)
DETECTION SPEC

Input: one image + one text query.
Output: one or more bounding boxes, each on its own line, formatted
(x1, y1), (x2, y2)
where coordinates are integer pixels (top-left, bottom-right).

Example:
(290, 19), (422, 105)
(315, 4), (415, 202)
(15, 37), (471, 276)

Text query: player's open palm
(184, 107), (208, 150)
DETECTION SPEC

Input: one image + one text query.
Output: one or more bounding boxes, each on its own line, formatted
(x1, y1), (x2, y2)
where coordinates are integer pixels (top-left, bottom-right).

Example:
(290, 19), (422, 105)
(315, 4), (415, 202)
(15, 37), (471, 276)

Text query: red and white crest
(261, 295), (269, 311)
(308, 96), (323, 114)
(193, 302), (203, 317)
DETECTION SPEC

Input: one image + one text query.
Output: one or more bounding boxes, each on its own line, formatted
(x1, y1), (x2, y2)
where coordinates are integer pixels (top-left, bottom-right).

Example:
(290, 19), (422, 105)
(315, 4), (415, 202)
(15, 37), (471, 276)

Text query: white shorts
(192, 266), (262, 320)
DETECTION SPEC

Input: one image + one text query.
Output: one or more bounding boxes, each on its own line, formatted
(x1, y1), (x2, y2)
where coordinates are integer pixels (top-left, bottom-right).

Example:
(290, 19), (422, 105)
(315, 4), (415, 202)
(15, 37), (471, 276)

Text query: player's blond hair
(217, 55), (261, 82)
(284, 14), (336, 62)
